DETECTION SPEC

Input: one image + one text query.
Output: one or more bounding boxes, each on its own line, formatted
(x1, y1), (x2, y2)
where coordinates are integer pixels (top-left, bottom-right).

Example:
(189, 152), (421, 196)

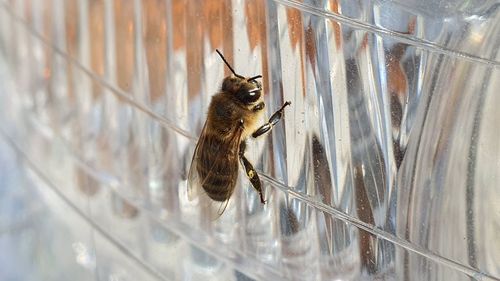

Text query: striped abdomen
(196, 134), (239, 202)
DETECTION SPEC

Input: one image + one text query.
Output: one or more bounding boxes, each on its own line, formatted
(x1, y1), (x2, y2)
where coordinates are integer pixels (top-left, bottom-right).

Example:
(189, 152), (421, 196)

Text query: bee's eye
(250, 80), (261, 88)
(236, 88), (261, 104)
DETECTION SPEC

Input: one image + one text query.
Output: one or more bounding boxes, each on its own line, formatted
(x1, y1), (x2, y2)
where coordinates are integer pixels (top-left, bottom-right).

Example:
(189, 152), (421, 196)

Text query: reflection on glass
(0, 0), (499, 280)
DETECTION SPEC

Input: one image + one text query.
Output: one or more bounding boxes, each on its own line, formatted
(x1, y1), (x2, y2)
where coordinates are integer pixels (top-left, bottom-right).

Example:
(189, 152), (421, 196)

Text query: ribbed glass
(0, 0), (499, 280)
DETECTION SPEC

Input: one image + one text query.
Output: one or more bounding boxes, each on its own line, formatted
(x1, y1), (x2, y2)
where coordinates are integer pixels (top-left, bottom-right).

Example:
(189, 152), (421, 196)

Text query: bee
(187, 49), (291, 216)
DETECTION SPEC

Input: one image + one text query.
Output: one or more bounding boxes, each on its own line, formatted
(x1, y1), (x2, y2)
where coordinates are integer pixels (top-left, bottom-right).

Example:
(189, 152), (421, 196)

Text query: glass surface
(0, 0), (499, 280)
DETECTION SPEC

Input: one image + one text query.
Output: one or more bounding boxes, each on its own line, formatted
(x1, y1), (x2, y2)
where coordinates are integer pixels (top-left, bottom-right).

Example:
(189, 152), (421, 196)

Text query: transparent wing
(187, 121), (244, 219)
(187, 121), (208, 201)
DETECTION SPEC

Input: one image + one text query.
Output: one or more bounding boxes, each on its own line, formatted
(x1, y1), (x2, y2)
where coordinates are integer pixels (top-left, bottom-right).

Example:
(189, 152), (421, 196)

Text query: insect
(187, 49), (291, 217)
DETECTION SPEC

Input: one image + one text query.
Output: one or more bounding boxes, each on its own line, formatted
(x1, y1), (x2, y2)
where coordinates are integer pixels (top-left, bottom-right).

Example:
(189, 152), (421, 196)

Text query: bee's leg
(251, 101), (291, 138)
(239, 142), (265, 204)
(241, 156), (265, 204)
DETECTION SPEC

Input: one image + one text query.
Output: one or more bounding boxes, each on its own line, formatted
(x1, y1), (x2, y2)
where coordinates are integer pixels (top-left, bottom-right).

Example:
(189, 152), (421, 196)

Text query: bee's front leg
(239, 141), (265, 204)
(251, 101), (291, 138)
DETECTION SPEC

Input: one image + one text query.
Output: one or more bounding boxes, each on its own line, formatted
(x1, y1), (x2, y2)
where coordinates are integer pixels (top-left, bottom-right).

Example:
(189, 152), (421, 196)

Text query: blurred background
(0, 0), (499, 280)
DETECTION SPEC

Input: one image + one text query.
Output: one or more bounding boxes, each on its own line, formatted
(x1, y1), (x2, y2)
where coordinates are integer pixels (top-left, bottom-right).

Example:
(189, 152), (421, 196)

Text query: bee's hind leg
(251, 101), (291, 138)
(239, 142), (265, 204)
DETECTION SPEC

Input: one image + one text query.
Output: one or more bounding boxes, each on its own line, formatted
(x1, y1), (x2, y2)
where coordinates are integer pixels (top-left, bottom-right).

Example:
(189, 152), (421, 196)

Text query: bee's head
(222, 74), (262, 104)
(216, 49), (263, 105)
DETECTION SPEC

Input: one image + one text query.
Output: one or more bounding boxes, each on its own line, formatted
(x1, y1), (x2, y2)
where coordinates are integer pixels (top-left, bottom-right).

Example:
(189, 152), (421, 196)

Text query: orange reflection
(286, 7), (308, 97)
(327, 0), (342, 49)
(286, 8), (303, 49)
(90, 0), (105, 98)
(245, 0), (268, 92)
(245, 0), (266, 51)
(65, 0), (78, 57)
(43, 67), (51, 79)
(114, 0), (135, 93)
(143, 0), (167, 103)
(386, 18), (416, 167)
(181, 0), (233, 99)
(171, 0), (186, 51)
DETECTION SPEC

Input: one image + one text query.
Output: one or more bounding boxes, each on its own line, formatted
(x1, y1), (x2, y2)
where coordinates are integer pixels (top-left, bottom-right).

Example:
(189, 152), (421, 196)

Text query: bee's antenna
(216, 49), (244, 79)
(248, 75), (262, 81)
